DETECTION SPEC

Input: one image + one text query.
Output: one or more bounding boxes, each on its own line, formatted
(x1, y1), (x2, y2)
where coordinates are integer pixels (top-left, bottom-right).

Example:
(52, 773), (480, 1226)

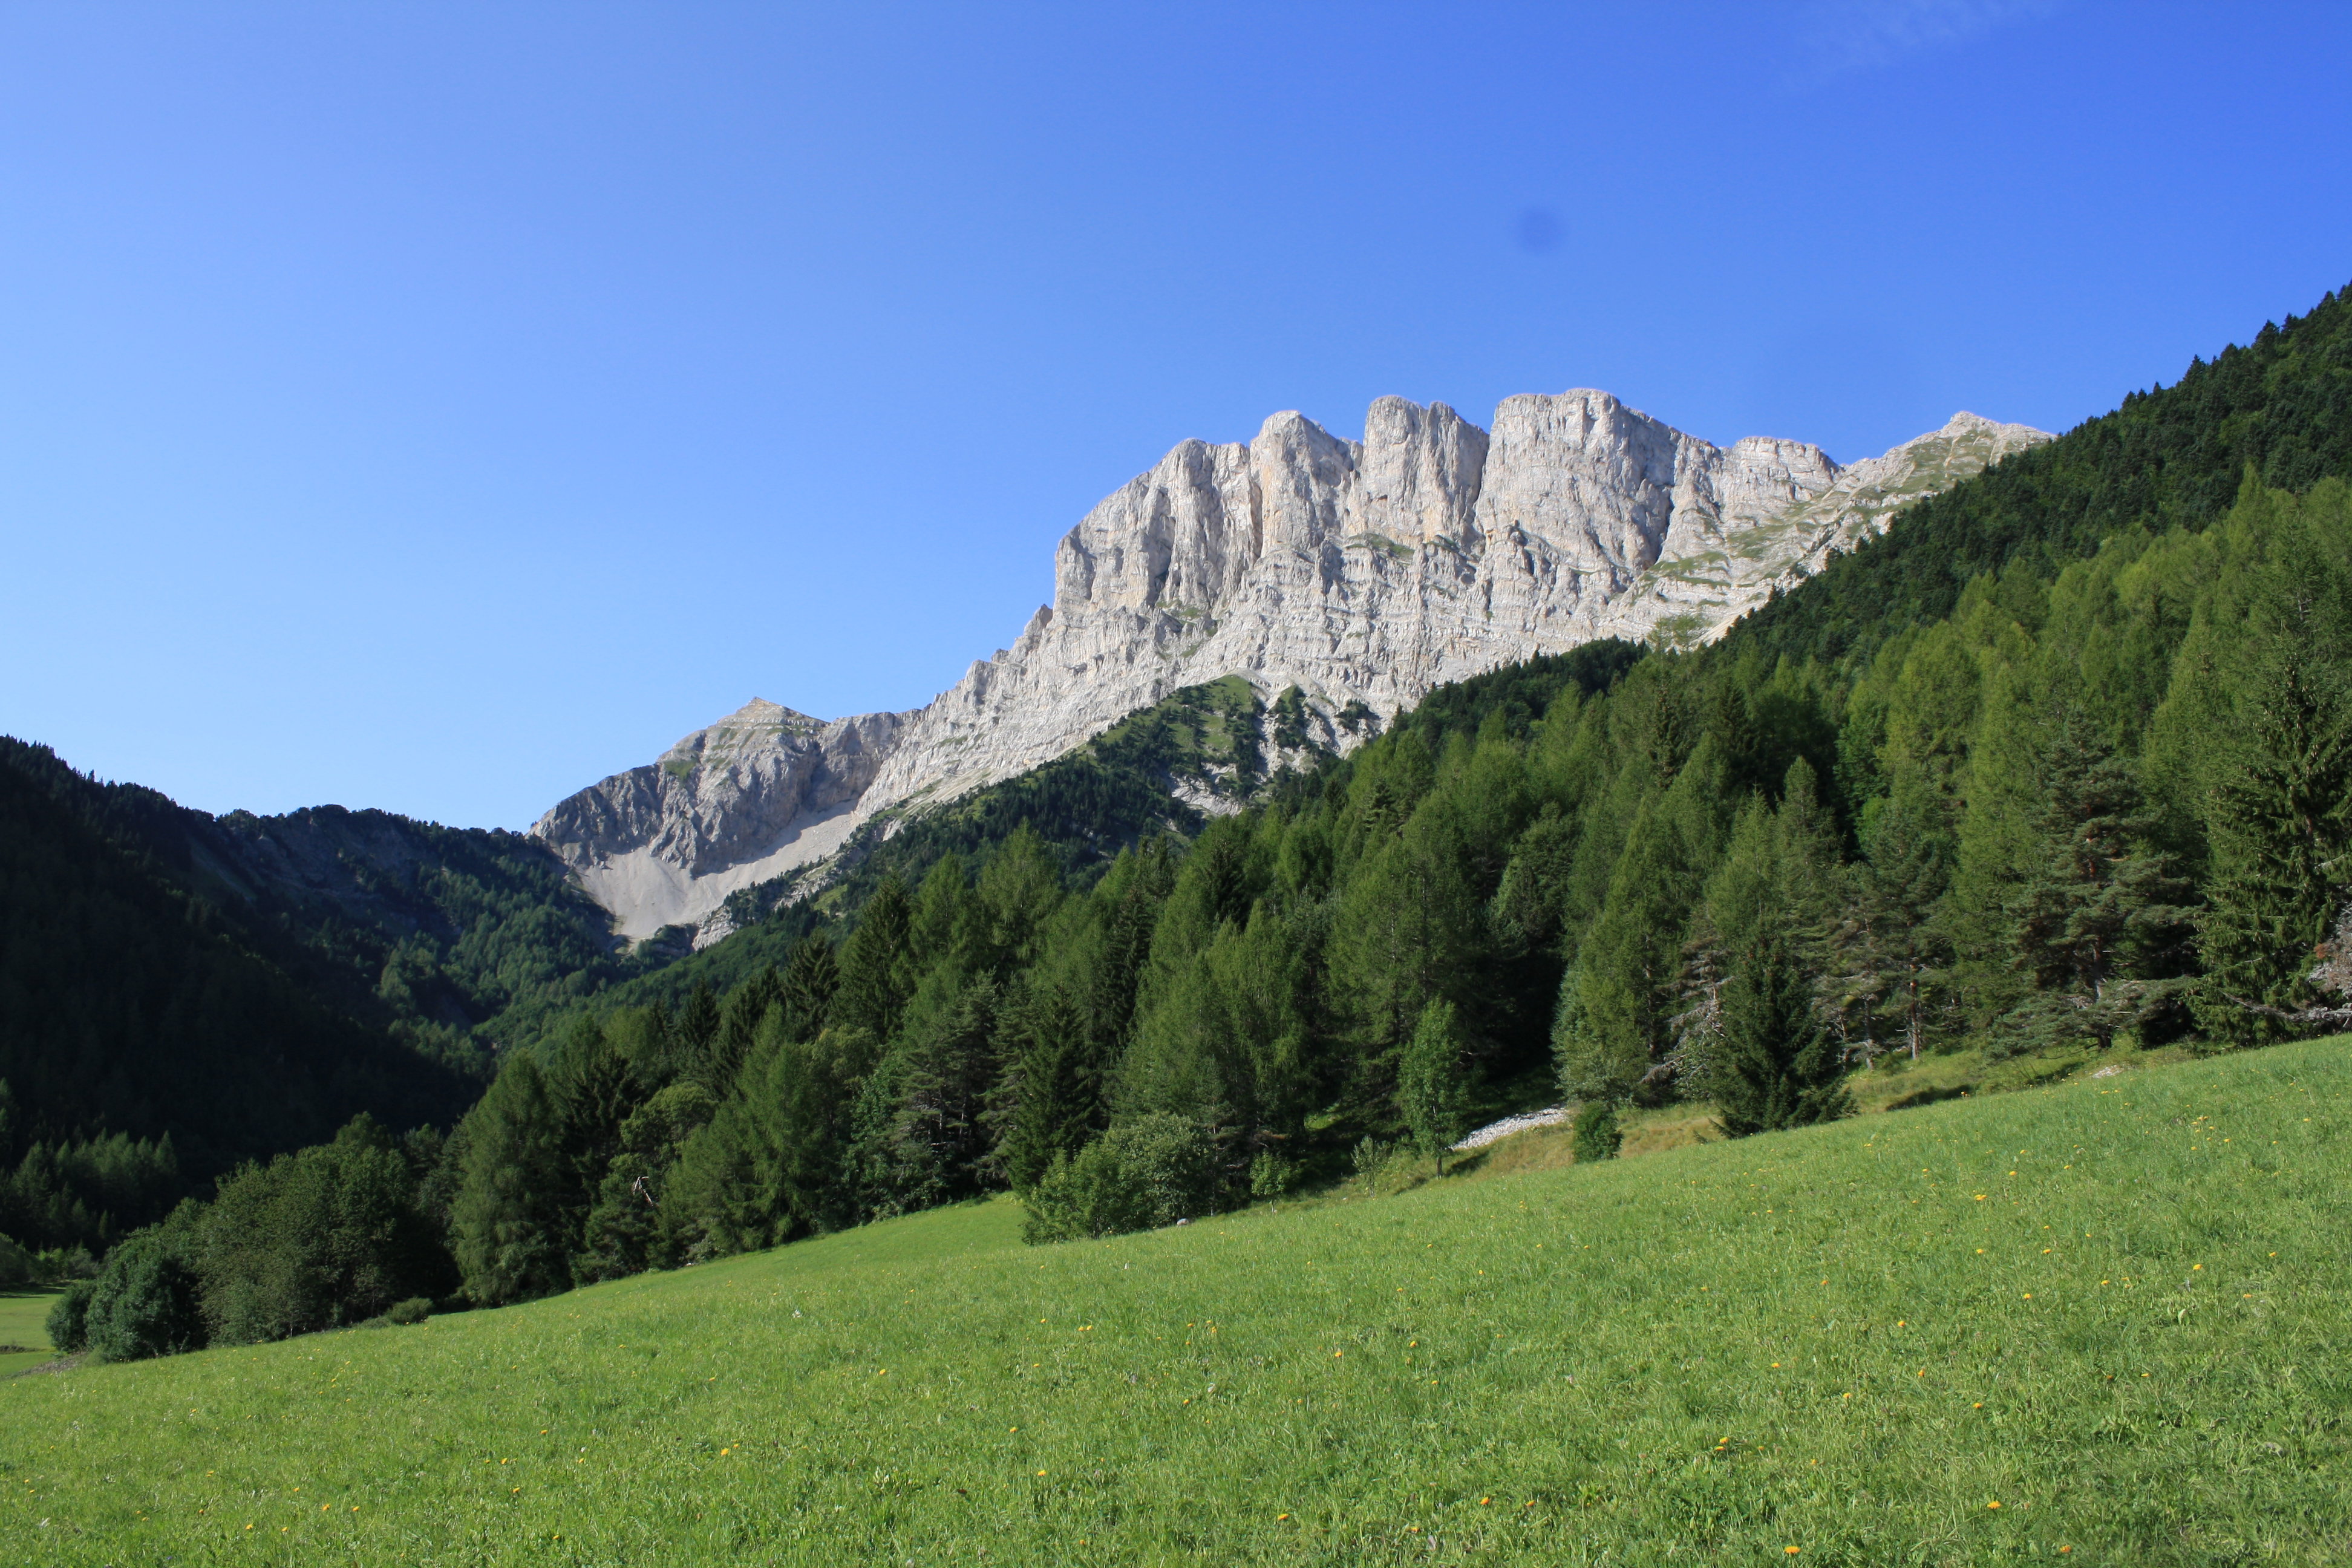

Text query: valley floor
(2, 1040), (2346, 1565)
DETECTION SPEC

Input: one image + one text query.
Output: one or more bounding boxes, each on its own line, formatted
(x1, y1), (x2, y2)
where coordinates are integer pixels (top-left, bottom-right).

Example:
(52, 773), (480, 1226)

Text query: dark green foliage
(384, 1296), (432, 1326)
(0, 1229), (34, 1287)
(778, 936), (840, 1040)
(1713, 935), (1852, 1137)
(83, 1220), (207, 1362)
(2001, 714), (2190, 1053)
(1739, 284), (2352, 667)
(2195, 647), (2352, 1043)
(1019, 1112), (1223, 1243)
(832, 875), (915, 1041)
(449, 1055), (570, 1305)
(1572, 1099), (1622, 1163)
(0, 743), (479, 1191)
(1397, 1000), (1471, 1173)
(194, 1117), (454, 1345)
(46, 1279), (92, 1354)
(0, 1130), (180, 1254)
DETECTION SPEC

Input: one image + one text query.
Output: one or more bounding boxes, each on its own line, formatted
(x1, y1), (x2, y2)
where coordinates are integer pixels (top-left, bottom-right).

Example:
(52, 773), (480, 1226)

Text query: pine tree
(1713, 932), (1851, 1137)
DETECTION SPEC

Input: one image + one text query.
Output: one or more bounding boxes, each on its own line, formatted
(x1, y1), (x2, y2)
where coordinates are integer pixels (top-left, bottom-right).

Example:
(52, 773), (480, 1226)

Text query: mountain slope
(540, 397), (2043, 941)
(1738, 286), (2352, 665)
(7, 1038), (2343, 1562)
(0, 740), (644, 1185)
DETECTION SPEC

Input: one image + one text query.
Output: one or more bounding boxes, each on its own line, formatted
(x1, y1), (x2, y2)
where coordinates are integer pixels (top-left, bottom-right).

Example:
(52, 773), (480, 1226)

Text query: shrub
(1572, 1100), (1622, 1163)
(84, 1227), (206, 1362)
(0, 1230), (34, 1288)
(195, 1135), (455, 1347)
(45, 1279), (93, 1354)
(1021, 1114), (1222, 1244)
(385, 1296), (432, 1326)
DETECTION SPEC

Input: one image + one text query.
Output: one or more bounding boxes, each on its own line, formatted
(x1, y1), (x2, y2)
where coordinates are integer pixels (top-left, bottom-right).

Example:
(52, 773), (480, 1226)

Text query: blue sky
(4, 1), (2349, 829)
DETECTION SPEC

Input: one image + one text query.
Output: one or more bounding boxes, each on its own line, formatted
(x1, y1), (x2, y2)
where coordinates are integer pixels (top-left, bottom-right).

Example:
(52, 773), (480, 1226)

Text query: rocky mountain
(534, 702), (907, 939)
(536, 393), (2048, 942)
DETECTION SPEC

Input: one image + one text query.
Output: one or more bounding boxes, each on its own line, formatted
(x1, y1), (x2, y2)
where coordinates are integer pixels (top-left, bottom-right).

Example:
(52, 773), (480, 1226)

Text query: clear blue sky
(5, 2), (2349, 830)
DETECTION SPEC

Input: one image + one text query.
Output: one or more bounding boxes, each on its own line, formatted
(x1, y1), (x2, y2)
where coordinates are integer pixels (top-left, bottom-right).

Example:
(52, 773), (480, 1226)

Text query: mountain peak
(536, 391), (2049, 943)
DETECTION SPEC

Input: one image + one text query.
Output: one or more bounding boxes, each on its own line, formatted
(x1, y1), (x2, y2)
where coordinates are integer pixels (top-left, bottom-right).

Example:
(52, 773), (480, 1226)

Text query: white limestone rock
(534, 396), (2048, 942)
(532, 699), (909, 940)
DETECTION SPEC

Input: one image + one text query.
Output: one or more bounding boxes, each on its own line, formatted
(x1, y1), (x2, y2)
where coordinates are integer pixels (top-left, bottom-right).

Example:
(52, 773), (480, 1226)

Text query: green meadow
(3, 1039), (2347, 1566)
(0, 1291), (58, 1380)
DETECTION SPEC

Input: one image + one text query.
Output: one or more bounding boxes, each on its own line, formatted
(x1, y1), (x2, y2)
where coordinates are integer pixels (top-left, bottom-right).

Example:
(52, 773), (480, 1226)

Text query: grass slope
(4, 1041), (2347, 1565)
(0, 1291), (58, 1379)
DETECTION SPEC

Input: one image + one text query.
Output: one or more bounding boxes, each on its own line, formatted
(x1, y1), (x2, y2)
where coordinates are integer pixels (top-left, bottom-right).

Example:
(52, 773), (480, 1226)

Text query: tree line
(30, 276), (2352, 1359)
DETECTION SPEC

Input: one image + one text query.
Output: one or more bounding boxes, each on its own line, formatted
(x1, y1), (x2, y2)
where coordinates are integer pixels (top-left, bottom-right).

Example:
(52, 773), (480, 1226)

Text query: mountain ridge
(537, 394), (2046, 942)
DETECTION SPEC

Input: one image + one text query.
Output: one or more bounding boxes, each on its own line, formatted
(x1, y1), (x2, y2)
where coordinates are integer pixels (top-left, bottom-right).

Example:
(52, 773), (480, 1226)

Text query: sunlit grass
(0, 1290), (59, 1379)
(1, 1039), (2345, 1564)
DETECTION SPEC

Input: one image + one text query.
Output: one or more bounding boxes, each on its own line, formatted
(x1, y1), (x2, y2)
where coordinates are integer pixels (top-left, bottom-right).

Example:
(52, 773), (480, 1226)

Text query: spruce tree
(705, 967), (782, 1094)
(1713, 931), (1851, 1137)
(998, 984), (1093, 1193)
(2003, 713), (2190, 1053)
(2194, 644), (2352, 1044)
(1828, 783), (1955, 1061)
(833, 874), (916, 1041)
(449, 1054), (570, 1305)
(676, 981), (722, 1070)
(1397, 999), (1471, 1174)
(779, 936), (841, 1040)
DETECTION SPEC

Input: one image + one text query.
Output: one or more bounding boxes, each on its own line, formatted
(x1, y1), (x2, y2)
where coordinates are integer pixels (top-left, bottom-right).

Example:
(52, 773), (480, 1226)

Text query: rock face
(535, 394), (2047, 941)
(534, 701), (909, 939)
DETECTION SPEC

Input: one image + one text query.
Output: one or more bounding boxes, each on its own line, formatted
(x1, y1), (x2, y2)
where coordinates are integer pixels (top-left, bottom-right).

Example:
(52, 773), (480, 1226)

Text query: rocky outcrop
(535, 394), (2047, 941)
(533, 701), (909, 939)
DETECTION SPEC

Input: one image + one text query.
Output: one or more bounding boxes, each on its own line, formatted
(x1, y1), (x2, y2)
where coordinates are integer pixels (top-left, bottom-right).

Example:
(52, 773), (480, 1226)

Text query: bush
(84, 1227), (206, 1362)
(1572, 1100), (1622, 1163)
(385, 1296), (432, 1325)
(1022, 1114), (1223, 1244)
(195, 1132), (455, 1347)
(45, 1279), (93, 1354)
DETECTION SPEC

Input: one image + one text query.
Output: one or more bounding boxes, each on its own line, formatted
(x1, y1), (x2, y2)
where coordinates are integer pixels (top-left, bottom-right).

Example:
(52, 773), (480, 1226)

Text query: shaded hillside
(0, 740), (661, 1243)
(1740, 281), (2352, 665)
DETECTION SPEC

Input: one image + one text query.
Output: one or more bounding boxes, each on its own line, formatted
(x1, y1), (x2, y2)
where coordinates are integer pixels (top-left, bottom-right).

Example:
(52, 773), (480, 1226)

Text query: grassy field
(0, 1290), (59, 1379)
(1, 1039), (2345, 1565)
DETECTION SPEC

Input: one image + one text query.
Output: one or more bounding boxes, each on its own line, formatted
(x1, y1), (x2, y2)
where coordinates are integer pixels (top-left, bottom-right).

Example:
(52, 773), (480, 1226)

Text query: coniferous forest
(19, 281), (2352, 1361)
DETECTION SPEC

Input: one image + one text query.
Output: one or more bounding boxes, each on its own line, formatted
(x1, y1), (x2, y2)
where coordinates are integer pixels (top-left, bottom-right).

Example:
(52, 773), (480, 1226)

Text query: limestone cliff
(534, 701), (909, 939)
(535, 394), (2047, 941)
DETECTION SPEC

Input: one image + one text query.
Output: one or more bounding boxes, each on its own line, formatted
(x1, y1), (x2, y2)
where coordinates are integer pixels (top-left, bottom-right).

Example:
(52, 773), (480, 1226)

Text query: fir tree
(2002, 713), (2190, 1053)
(2194, 644), (2352, 1043)
(778, 936), (840, 1041)
(833, 874), (916, 1041)
(1713, 931), (1851, 1137)
(1397, 999), (1471, 1174)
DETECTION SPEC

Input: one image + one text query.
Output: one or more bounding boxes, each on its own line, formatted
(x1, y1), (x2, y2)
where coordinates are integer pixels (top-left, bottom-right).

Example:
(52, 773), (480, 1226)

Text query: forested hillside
(408, 282), (2352, 1312)
(29, 282), (2352, 1360)
(0, 740), (643, 1250)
